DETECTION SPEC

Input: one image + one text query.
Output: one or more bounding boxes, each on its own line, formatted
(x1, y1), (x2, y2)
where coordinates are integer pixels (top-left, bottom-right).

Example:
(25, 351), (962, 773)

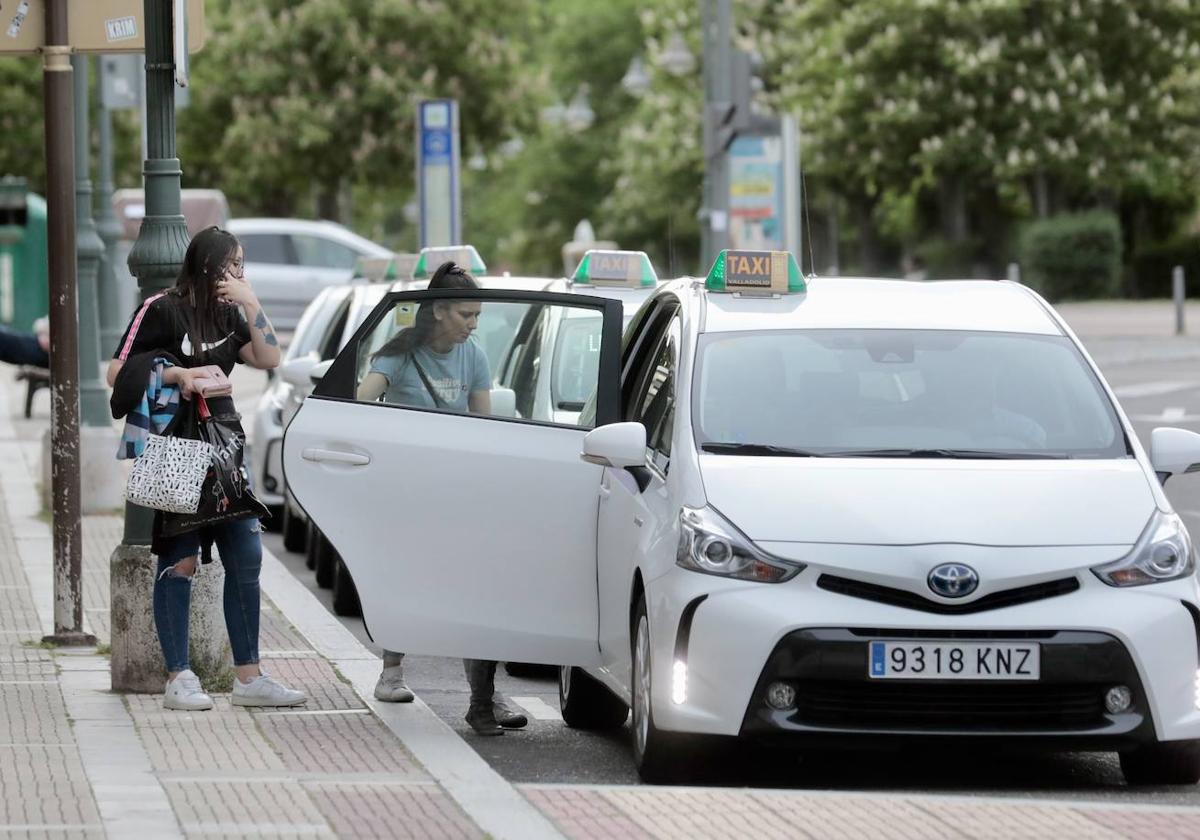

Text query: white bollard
(1006, 263), (1021, 284)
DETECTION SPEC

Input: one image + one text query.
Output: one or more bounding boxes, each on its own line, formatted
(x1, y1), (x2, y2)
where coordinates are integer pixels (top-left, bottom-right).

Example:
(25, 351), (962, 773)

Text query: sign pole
(42, 0), (95, 647)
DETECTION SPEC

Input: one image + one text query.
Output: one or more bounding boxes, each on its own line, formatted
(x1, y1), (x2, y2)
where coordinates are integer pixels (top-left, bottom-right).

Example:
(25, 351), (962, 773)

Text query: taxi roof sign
(411, 245), (487, 279)
(355, 253), (419, 283)
(571, 249), (657, 288)
(705, 249), (805, 294)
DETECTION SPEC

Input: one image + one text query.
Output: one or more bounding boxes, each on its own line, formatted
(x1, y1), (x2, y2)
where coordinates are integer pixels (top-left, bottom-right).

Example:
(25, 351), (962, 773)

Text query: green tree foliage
(745, 0), (1200, 274)
(181, 0), (536, 223)
(0, 58), (45, 190)
(598, 2), (704, 276)
(1018, 210), (1122, 300)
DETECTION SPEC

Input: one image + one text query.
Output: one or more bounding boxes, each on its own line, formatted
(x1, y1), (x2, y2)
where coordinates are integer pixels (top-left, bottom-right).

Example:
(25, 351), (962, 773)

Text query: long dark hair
(169, 226), (240, 361)
(375, 261), (479, 358)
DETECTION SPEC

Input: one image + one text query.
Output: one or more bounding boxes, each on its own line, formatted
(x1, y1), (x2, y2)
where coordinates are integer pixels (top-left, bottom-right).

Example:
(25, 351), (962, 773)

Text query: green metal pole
(123, 0), (188, 545)
(72, 55), (109, 427)
(95, 57), (124, 359)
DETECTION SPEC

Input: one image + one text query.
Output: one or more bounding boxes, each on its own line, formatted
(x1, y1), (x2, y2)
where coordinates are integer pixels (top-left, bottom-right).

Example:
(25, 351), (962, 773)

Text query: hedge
(1017, 211), (1122, 301)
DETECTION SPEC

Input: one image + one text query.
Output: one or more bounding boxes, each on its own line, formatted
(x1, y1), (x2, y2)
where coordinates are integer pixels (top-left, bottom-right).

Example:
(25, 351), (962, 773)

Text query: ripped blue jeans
(154, 517), (263, 673)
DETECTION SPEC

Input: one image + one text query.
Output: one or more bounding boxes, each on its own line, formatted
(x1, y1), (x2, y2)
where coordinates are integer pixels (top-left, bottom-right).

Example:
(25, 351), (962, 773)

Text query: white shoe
(373, 664), (414, 703)
(164, 669), (214, 711)
(231, 672), (307, 707)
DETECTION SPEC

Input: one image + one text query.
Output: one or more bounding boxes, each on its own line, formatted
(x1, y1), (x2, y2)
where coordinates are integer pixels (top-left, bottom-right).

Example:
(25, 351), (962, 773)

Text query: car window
(319, 301), (351, 360)
(291, 235), (359, 270)
(240, 233), (292, 265)
(350, 295), (602, 428)
(285, 292), (342, 360)
(631, 317), (680, 466)
(694, 329), (1128, 458)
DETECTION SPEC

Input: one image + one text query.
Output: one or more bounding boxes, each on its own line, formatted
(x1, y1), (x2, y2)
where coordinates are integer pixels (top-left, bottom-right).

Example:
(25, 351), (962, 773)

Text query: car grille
(817, 574), (1080, 615)
(793, 680), (1106, 730)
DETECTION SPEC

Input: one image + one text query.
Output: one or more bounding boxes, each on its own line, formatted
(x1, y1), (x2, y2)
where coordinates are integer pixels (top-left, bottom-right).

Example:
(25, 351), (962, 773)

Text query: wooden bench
(15, 365), (49, 418)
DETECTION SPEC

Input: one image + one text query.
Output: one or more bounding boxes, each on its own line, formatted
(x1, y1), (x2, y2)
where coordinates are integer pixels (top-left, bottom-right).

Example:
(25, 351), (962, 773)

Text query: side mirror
(309, 359), (334, 386)
(1151, 427), (1200, 481)
(490, 386), (516, 418)
(581, 422), (646, 468)
(280, 355), (318, 387)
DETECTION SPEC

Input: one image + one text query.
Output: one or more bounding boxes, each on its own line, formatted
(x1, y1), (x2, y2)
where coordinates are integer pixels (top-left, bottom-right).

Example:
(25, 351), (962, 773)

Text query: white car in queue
(497, 250), (664, 424)
(283, 248), (1200, 785)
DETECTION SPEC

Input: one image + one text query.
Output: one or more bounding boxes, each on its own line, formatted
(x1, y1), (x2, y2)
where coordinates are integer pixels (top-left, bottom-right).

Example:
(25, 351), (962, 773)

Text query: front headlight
(676, 506), (804, 583)
(1093, 510), (1195, 587)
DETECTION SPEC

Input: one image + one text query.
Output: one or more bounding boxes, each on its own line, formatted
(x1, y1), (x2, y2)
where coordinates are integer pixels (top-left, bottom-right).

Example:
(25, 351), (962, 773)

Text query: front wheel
(631, 596), (690, 783)
(331, 558), (361, 617)
(560, 666), (628, 729)
(1120, 740), (1200, 785)
(282, 502), (307, 553)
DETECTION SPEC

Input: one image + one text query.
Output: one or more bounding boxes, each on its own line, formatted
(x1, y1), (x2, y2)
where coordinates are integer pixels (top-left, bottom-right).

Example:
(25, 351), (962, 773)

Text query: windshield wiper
(822, 448), (1066, 460)
(700, 442), (829, 457)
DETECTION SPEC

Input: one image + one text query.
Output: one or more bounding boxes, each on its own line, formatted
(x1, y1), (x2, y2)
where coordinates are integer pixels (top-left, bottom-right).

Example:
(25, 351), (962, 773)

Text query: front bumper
(740, 628), (1152, 750)
(646, 566), (1200, 745)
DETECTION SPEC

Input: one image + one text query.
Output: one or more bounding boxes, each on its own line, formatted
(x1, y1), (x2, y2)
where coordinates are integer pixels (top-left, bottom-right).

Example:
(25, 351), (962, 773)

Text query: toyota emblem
(927, 563), (979, 598)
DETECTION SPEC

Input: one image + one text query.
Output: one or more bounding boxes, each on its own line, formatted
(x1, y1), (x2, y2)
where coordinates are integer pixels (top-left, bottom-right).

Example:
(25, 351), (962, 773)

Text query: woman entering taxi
(356, 261), (528, 736)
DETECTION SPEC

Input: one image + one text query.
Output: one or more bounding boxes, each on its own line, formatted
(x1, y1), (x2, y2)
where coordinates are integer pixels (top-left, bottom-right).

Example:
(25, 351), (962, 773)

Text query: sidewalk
(9, 369), (1200, 839)
(1055, 300), (1200, 367)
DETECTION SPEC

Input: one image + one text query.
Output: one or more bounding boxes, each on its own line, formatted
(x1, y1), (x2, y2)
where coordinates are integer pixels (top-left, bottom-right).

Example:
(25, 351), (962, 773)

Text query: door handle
(301, 448), (369, 466)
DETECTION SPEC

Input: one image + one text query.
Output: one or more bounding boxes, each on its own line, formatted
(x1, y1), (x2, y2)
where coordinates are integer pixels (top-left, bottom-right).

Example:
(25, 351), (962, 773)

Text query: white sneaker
(231, 672), (307, 708)
(373, 664), (414, 703)
(164, 669), (214, 711)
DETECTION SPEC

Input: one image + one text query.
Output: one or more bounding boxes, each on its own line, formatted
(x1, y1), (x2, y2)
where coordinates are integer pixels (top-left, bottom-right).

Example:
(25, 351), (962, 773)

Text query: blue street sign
(416, 100), (461, 248)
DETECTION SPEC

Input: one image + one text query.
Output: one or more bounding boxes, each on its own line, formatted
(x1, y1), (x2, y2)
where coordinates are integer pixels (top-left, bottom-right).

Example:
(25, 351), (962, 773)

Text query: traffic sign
(416, 100), (462, 249)
(0, 0), (206, 54)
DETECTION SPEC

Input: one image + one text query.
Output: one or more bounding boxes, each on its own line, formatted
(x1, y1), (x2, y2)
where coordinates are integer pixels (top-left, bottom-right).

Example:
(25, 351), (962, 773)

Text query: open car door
(283, 288), (623, 665)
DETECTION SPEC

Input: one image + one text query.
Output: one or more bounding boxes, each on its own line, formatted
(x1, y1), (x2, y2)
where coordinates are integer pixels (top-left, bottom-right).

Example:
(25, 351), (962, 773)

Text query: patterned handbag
(124, 399), (215, 514)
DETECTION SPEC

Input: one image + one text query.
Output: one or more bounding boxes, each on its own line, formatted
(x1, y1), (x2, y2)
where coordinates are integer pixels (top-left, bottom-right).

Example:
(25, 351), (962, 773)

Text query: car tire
(331, 558), (361, 617)
(560, 666), (628, 730)
(1120, 739), (1200, 785)
(313, 530), (335, 589)
(631, 595), (690, 783)
(505, 662), (557, 679)
(282, 503), (307, 554)
(262, 505), (283, 533)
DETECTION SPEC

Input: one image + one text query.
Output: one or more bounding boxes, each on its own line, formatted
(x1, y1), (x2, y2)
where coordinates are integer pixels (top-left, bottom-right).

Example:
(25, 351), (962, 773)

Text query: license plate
(868, 641), (1040, 680)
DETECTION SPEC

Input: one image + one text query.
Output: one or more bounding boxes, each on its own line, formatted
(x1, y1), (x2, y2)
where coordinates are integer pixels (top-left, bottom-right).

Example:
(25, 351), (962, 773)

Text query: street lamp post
(700, 0), (733, 270)
(95, 57), (126, 359)
(71, 55), (110, 428)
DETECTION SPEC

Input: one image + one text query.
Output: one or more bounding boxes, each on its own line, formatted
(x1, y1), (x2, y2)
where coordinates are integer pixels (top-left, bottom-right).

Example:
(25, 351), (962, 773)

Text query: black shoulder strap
(410, 355), (445, 408)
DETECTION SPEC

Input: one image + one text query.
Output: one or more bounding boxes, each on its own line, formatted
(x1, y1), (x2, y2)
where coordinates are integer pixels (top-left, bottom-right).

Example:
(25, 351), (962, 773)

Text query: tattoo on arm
(253, 309), (279, 346)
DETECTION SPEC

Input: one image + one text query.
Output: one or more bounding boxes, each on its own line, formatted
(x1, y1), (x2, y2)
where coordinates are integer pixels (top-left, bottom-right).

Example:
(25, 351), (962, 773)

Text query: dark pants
(382, 650), (497, 708)
(0, 326), (48, 368)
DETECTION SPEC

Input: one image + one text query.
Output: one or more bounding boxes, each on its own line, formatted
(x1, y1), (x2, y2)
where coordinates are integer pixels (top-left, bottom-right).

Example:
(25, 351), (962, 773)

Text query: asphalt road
(256, 341), (1200, 802)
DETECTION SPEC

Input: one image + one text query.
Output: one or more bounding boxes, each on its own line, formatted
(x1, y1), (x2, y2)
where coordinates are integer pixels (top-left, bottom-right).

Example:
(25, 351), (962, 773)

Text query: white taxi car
(498, 250), (663, 424)
(284, 249), (1200, 785)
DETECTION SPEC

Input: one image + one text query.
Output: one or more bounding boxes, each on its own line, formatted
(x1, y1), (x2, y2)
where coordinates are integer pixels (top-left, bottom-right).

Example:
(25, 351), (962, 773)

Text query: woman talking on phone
(107, 226), (306, 712)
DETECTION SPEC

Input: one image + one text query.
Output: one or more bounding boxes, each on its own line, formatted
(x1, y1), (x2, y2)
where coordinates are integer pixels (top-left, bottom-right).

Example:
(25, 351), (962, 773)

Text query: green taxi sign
(411, 245), (487, 280)
(354, 255), (399, 282)
(705, 249), (805, 295)
(571, 249), (658, 288)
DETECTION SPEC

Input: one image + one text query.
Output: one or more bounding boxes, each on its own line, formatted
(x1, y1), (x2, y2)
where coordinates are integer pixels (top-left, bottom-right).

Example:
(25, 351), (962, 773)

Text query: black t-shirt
(114, 292), (251, 415)
(114, 292), (250, 373)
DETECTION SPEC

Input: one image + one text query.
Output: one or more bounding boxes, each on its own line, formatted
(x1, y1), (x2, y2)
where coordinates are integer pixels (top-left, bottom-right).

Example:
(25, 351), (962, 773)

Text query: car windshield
(551, 311), (637, 411)
(694, 329), (1128, 459)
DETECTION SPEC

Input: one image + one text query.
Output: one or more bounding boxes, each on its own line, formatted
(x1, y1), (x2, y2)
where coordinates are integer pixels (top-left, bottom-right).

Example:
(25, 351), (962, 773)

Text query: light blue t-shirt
(369, 339), (490, 411)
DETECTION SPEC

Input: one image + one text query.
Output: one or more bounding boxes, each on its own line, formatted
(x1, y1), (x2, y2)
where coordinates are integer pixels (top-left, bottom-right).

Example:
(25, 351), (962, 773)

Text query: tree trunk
(939, 175), (969, 241)
(317, 182), (341, 222)
(855, 195), (881, 274)
(1032, 171), (1051, 218)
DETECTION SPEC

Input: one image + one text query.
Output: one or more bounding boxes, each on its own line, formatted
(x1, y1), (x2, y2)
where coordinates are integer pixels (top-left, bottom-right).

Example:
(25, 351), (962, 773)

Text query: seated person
(0, 316), (49, 368)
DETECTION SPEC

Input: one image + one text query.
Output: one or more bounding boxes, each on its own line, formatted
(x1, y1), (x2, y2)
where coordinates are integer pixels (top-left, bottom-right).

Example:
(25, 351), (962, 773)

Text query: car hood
(699, 456), (1155, 546)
